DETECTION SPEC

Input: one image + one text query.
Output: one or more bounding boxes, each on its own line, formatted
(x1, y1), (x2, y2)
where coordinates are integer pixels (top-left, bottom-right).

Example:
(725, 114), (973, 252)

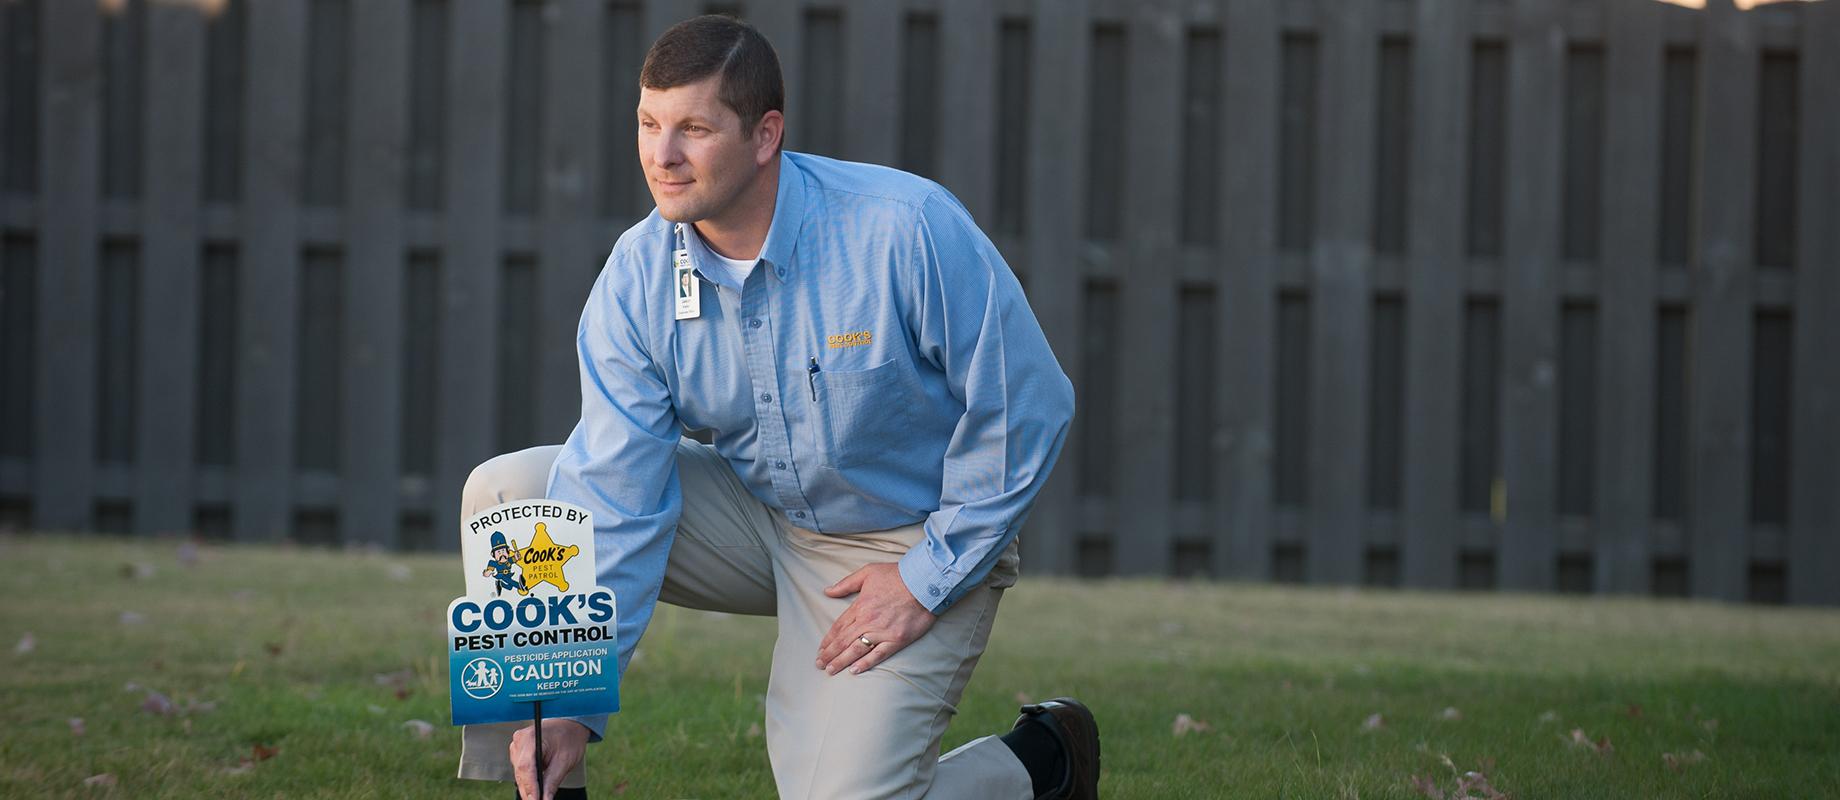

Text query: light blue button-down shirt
(548, 152), (1074, 738)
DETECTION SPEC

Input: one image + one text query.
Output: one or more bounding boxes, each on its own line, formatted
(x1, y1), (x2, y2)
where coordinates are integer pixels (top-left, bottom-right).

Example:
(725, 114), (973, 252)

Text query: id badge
(673, 247), (700, 320)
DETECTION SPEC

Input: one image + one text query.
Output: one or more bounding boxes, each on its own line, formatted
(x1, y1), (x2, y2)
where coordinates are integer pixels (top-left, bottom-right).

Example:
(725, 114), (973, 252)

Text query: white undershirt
(685, 225), (758, 291)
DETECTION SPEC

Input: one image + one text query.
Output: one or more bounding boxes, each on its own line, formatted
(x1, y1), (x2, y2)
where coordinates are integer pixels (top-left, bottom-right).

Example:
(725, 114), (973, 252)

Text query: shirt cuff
(559, 714), (607, 743)
(897, 548), (958, 614)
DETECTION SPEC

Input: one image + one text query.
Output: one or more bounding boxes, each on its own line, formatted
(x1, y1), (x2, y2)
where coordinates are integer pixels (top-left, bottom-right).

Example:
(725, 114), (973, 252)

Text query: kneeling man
(459, 15), (1096, 800)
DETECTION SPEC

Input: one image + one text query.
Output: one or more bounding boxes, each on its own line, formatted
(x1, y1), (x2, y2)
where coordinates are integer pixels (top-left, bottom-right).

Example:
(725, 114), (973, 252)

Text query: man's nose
(648, 132), (683, 170)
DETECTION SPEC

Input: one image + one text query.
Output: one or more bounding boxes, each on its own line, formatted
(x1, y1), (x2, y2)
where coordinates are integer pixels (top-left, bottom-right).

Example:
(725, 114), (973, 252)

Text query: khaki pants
(457, 438), (1034, 799)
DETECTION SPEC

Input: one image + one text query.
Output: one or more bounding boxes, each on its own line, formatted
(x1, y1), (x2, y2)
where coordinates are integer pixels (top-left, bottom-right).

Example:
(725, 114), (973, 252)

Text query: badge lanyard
(673, 222), (701, 321)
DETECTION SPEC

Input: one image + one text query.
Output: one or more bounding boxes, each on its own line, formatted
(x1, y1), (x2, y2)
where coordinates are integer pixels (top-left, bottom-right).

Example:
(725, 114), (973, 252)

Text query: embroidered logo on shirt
(826, 330), (874, 349)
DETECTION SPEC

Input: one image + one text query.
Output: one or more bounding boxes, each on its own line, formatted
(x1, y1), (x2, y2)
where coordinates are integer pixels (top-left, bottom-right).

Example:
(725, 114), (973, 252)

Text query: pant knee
(462, 446), (559, 516)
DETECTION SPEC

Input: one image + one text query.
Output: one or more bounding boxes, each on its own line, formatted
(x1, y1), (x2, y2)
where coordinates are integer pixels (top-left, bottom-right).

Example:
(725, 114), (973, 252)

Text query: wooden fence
(0, 0), (1834, 604)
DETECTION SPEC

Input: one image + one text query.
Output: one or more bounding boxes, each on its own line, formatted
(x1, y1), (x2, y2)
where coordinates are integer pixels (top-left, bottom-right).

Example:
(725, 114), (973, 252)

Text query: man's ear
(754, 110), (785, 164)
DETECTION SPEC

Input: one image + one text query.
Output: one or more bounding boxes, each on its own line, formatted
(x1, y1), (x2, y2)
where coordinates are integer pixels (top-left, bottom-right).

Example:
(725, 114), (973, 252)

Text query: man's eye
(640, 120), (658, 130)
(686, 126), (707, 134)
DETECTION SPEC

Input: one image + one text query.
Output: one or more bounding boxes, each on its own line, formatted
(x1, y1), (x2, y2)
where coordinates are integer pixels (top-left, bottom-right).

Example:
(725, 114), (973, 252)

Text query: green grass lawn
(3, 533), (1837, 798)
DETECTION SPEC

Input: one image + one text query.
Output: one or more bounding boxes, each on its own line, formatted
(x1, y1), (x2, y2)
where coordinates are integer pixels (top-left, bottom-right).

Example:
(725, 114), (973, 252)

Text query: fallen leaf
(1625, 703), (1643, 718)
(611, 781), (630, 795)
(1566, 727), (1613, 755)
(404, 719), (434, 739)
(119, 611), (146, 626)
(1440, 707), (1462, 721)
(141, 691), (177, 716)
(374, 669), (413, 688)
(1362, 713), (1386, 731)
(1455, 770), (1510, 800)
(69, 717), (85, 737)
(1013, 691), (1032, 705)
(13, 632), (34, 655)
(1700, 718), (1719, 733)
(1172, 713), (1212, 737)
(221, 762), (254, 777)
(252, 743), (280, 761)
(746, 722), (762, 738)
(1407, 774), (1445, 799)
(1662, 749), (1707, 772)
(83, 773), (117, 788)
(264, 642), (284, 657)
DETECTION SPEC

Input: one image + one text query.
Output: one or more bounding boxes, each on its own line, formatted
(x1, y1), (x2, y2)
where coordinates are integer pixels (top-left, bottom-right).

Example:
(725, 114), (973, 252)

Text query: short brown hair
(640, 15), (785, 140)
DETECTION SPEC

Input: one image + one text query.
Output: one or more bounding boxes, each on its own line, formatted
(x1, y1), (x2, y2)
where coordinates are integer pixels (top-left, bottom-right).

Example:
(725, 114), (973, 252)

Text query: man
(458, 15), (1096, 799)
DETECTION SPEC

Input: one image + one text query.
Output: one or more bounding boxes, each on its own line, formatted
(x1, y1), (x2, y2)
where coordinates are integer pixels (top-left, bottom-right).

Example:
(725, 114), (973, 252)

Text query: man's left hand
(816, 563), (937, 675)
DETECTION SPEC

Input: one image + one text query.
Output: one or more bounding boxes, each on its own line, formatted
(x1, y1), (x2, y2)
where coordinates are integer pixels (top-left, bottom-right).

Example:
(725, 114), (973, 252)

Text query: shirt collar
(757, 151), (807, 283)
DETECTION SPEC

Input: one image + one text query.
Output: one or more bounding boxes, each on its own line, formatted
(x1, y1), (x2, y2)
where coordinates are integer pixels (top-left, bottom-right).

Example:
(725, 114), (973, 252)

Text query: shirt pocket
(811, 357), (921, 469)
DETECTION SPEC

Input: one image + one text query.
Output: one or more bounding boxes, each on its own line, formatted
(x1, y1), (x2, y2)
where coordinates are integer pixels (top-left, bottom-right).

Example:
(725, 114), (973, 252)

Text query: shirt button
(748, 318), (762, 329)
(759, 392), (772, 403)
(794, 510), (806, 519)
(774, 460), (787, 470)
(928, 586), (941, 597)
(776, 268), (787, 279)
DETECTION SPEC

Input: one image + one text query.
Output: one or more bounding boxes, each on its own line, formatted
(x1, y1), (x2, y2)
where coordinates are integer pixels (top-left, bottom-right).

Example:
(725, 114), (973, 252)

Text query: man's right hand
(510, 719), (590, 800)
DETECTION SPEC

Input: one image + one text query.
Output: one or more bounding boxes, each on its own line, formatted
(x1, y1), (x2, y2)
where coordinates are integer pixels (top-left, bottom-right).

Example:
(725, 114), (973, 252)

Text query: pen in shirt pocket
(807, 357), (820, 401)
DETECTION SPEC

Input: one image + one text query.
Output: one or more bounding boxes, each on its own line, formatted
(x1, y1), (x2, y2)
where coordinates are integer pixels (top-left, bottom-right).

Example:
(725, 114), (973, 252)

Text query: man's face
(637, 76), (771, 223)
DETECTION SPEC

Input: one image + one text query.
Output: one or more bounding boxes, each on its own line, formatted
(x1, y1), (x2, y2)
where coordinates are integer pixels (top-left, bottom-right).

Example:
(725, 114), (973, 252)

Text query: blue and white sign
(447, 499), (619, 726)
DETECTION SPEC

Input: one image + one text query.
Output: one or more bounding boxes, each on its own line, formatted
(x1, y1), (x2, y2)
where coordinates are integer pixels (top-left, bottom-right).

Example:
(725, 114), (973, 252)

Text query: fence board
(1498, 0), (1564, 591)
(36, 0), (102, 530)
(603, 1), (646, 219)
(342, 0), (409, 547)
(1789, 0), (1838, 606)
(1307, 0), (1376, 585)
(934, 0), (994, 223)
(1112, 0), (1180, 576)
(1217, 0), (1279, 580)
(1, 0), (43, 195)
(747, 0), (800, 151)
(135, 2), (206, 534)
(436, 0), (510, 546)
(234, 0), (306, 541)
(798, 8), (843, 157)
(0, 236), (37, 463)
(539, 0), (606, 447)
(842, 0), (896, 165)
(1596, 0), (1661, 594)
(202, 0), (246, 205)
(1689, 0), (1756, 602)
(302, 0), (349, 208)
(1399, 0), (1469, 588)
(101, 0), (146, 202)
(1020, 0), (1089, 576)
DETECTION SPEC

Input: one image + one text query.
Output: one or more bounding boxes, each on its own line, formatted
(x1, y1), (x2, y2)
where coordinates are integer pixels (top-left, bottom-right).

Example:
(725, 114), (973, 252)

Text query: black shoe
(1013, 697), (1100, 800)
